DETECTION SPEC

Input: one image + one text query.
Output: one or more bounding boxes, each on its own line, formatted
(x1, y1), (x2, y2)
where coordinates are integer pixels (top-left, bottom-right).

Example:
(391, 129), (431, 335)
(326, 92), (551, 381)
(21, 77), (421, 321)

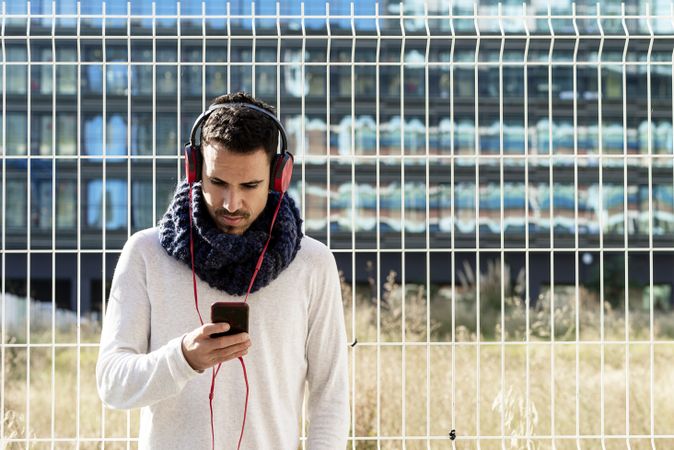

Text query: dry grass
(3, 265), (674, 449)
(341, 265), (674, 449)
(3, 325), (140, 450)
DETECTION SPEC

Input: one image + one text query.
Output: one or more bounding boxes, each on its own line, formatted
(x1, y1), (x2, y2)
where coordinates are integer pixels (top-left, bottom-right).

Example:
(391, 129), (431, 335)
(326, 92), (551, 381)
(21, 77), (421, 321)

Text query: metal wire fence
(2, 1), (674, 449)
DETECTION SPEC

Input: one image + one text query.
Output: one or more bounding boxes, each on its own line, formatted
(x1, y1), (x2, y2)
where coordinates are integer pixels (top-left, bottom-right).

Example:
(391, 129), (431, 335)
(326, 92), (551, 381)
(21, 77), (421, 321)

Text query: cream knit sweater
(96, 228), (350, 449)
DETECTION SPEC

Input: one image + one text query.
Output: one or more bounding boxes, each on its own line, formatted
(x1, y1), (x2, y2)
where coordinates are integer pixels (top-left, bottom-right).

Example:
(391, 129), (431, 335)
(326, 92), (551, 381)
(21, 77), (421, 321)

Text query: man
(96, 92), (350, 449)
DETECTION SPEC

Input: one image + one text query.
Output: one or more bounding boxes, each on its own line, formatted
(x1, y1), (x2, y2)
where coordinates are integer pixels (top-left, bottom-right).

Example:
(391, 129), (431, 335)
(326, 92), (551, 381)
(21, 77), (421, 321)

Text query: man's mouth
(219, 215), (245, 226)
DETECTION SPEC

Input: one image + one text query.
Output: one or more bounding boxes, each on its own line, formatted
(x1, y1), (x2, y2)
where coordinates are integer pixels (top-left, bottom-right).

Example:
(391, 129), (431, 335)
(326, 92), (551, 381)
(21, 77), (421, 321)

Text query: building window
(132, 181), (153, 229)
(33, 178), (52, 230)
(6, 178), (27, 229)
(57, 114), (77, 155)
(56, 180), (76, 230)
(7, 113), (28, 155)
(87, 179), (128, 230)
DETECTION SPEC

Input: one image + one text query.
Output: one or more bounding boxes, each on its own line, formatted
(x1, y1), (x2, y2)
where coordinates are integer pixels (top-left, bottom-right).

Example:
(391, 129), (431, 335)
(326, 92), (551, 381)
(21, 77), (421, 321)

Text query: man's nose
(222, 189), (242, 213)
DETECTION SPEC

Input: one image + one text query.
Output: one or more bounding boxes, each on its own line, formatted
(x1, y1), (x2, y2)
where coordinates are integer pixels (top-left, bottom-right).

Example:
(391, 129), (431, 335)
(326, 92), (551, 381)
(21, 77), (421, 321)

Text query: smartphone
(210, 302), (249, 338)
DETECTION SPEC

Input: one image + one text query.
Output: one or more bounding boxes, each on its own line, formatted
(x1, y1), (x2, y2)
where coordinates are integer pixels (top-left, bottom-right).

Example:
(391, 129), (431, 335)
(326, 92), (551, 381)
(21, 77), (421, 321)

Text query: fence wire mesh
(2, 1), (674, 449)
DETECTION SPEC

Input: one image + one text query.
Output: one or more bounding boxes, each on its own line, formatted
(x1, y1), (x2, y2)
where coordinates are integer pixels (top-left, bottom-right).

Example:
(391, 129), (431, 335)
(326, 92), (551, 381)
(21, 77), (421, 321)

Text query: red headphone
(184, 102), (294, 192)
(184, 102), (293, 450)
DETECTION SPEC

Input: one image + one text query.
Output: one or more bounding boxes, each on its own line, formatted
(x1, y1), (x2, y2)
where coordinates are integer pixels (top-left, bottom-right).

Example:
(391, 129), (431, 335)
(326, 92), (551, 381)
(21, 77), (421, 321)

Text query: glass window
(305, 117), (328, 156)
(205, 41), (227, 63)
(7, 113), (28, 155)
(654, 122), (673, 155)
(306, 67), (325, 97)
(206, 66), (228, 97)
(106, 115), (128, 156)
(105, 40), (128, 62)
(157, 43), (177, 62)
(503, 182), (527, 234)
(56, 64), (77, 95)
(404, 118), (426, 155)
(404, 181), (427, 235)
(33, 179), (52, 230)
(87, 179), (128, 230)
(107, 65), (128, 95)
(553, 184), (579, 235)
(380, 117), (402, 155)
(284, 116), (303, 157)
(356, 182), (378, 233)
(454, 120), (475, 155)
(435, 119), (452, 155)
(131, 41), (152, 63)
(6, 178), (27, 228)
(55, 41), (77, 62)
(132, 181), (153, 229)
(84, 114), (103, 155)
(455, 182), (476, 235)
(181, 65), (203, 97)
(157, 67), (177, 95)
(504, 122), (526, 155)
(531, 183), (552, 238)
(5, 44), (27, 63)
(132, 65), (154, 95)
(231, 66), (252, 93)
(304, 179), (328, 232)
(131, 114), (152, 155)
(56, 180), (76, 229)
(354, 66), (376, 98)
(57, 114), (77, 155)
(355, 117), (376, 156)
(155, 164), (178, 220)
(478, 183), (501, 234)
(7, 64), (27, 94)
(85, 64), (103, 93)
(83, 114), (128, 156)
(181, 41), (202, 63)
(36, 114), (52, 155)
(429, 173), (452, 235)
(35, 47), (53, 95)
(255, 67), (276, 97)
(157, 112), (178, 155)
(653, 184), (674, 235)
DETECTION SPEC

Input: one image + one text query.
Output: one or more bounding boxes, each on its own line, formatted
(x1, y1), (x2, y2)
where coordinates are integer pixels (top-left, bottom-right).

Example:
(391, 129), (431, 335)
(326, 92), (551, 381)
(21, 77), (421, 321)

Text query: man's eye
(243, 184), (259, 190)
(210, 179), (223, 185)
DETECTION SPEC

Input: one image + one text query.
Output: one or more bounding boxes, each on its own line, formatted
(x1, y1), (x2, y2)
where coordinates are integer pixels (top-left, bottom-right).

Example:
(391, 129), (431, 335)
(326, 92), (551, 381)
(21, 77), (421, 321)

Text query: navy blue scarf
(158, 179), (303, 296)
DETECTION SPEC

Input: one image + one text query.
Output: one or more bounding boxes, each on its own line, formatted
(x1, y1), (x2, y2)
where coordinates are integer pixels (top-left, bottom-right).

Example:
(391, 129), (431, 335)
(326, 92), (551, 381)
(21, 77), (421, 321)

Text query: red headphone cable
(188, 186), (286, 450)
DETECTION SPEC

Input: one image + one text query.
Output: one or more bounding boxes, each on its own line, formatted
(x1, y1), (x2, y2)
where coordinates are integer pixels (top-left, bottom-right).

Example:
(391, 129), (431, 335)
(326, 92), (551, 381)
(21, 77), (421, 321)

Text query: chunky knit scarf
(158, 179), (303, 296)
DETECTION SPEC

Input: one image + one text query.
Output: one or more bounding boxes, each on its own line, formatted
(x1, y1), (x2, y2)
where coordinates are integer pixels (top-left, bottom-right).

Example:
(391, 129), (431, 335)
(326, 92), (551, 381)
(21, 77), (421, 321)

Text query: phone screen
(210, 302), (249, 338)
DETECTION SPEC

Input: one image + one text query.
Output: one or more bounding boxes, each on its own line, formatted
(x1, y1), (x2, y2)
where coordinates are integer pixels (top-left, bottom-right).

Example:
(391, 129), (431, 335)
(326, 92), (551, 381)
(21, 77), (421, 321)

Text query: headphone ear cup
(270, 152), (294, 193)
(184, 145), (202, 184)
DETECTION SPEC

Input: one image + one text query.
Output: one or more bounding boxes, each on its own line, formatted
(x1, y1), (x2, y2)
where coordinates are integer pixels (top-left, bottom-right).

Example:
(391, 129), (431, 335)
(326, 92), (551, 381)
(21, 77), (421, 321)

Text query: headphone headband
(188, 102), (288, 154)
(184, 100), (294, 192)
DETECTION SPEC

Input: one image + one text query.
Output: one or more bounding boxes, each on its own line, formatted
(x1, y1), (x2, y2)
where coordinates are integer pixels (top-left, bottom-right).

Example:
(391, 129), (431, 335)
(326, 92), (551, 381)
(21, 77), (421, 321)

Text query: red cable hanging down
(189, 186), (286, 450)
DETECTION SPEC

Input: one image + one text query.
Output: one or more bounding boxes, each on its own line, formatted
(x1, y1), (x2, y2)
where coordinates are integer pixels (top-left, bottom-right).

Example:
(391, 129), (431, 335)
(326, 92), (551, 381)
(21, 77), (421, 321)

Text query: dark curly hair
(200, 92), (279, 163)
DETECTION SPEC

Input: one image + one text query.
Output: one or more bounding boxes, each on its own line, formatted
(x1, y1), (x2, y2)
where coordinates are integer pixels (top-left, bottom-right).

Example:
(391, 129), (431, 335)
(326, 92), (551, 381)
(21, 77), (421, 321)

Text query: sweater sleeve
(96, 232), (201, 410)
(305, 247), (350, 449)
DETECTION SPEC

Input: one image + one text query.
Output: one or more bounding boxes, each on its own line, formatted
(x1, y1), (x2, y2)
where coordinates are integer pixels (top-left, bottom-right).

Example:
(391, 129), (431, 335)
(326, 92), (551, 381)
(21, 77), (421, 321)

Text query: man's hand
(181, 323), (252, 372)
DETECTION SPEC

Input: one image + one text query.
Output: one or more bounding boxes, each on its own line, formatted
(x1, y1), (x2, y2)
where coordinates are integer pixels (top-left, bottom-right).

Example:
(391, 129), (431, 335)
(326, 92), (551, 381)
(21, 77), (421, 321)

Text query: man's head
(199, 92), (279, 235)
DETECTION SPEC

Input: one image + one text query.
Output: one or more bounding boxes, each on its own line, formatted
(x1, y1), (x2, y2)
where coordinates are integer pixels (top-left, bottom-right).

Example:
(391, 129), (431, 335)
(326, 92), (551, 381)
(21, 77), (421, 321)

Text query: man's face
(200, 142), (270, 235)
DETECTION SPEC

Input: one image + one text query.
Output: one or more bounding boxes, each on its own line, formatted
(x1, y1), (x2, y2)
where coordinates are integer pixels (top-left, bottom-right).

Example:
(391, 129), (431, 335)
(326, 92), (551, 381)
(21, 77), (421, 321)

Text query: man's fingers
(214, 332), (250, 349)
(214, 341), (251, 362)
(202, 322), (230, 337)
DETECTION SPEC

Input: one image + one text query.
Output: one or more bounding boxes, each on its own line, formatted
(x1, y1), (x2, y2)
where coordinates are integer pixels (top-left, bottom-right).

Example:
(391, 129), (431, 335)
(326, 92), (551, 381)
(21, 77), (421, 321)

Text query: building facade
(3, 0), (674, 315)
